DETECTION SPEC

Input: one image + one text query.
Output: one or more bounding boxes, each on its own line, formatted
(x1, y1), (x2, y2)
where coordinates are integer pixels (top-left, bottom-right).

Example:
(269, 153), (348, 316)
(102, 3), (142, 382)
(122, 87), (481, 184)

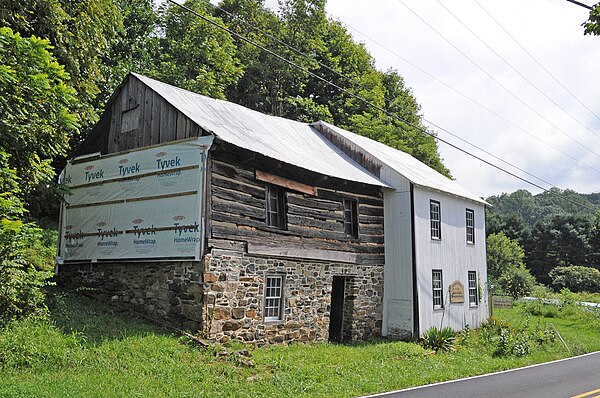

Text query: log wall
(208, 154), (385, 265)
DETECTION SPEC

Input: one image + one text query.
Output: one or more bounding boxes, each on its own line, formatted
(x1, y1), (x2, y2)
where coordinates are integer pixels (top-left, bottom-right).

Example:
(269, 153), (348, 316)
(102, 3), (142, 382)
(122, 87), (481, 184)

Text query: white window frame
(468, 271), (478, 307)
(432, 269), (443, 310)
(430, 200), (441, 240)
(264, 275), (284, 322)
(466, 208), (475, 244)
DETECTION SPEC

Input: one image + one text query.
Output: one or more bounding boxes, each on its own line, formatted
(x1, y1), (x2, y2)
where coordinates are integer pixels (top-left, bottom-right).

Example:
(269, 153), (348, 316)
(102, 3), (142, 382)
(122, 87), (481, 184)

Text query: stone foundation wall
(203, 250), (384, 345)
(56, 261), (204, 331)
(56, 253), (385, 346)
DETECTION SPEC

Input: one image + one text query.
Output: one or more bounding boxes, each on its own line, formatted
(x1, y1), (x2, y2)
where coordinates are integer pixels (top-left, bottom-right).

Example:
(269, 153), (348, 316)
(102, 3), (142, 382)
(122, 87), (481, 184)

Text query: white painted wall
(382, 188), (414, 338)
(412, 186), (488, 333)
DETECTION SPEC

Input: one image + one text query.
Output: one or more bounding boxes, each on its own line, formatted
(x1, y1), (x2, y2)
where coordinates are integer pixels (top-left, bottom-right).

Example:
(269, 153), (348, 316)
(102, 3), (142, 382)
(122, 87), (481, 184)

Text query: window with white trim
(432, 269), (443, 309)
(264, 275), (284, 321)
(468, 271), (478, 307)
(430, 200), (441, 240)
(466, 209), (475, 244)
(266, 184), (286, 229)
(343, 198), (359, 238)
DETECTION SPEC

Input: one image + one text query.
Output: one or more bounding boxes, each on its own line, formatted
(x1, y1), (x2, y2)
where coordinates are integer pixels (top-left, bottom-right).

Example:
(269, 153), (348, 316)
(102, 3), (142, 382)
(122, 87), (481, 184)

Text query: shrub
(550, 266), (600, 293)
(0, 152), (54, 322)
(421, 326), (456, 353)
(498, 265), (536, 299)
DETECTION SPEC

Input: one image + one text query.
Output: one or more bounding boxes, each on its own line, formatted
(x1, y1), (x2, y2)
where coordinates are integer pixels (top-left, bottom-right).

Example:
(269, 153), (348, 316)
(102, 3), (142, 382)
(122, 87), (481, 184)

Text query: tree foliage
(487, 232), (535, 298)
(0, 0), (122, 126)
(0, 152), (54, 322)
(584, 3), (600, 35)
(0, 27), (77, 192)
(550, 266), (600, 293)
(486, 188), (600, 287)
(153, 0), (244, 99)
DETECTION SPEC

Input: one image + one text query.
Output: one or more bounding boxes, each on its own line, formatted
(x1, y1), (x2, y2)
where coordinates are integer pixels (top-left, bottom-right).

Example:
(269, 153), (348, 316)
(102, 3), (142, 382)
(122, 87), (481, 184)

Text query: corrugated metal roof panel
(314, 121), (487, 205)
(133, 74), (389, 188)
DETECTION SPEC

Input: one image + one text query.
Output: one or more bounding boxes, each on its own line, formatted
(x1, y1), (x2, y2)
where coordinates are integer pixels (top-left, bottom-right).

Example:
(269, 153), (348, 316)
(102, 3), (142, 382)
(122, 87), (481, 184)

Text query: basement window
(264, 275), (284, 322)
(432, 269), (443, 310)
(430, 200), (441, 240)
(266, 184), (287, 229)
(343, 199), (359, 238)
(466, 209), (475, 244)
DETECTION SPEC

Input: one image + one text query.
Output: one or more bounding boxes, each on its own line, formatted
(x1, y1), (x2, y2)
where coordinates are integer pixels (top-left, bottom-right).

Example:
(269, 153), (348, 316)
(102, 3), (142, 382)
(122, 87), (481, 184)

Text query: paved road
(365, 351), (600, 398)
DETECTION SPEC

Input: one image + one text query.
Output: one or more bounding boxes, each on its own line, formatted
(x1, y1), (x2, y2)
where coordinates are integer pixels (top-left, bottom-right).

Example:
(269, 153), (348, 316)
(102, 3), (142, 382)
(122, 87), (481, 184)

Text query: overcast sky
(258, 0), (600, 198)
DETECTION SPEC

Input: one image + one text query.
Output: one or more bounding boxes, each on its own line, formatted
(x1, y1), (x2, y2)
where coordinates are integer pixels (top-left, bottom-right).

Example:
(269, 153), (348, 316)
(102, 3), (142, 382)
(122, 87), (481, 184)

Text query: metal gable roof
(132, 73), (389, 188)
(314, 121), (488, 205)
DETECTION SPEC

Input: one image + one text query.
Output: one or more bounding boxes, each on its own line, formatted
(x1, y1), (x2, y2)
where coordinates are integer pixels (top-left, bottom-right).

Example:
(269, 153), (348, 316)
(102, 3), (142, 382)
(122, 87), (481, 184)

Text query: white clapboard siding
(413, 186), (488, 332)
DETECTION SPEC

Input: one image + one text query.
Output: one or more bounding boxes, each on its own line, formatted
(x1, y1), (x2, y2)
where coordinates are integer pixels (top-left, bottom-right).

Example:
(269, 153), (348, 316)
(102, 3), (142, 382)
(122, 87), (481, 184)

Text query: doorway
(328, 276), (346, 343)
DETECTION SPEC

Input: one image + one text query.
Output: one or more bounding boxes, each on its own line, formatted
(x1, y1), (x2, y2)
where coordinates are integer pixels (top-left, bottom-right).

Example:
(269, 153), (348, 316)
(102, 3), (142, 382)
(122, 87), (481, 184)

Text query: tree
(526, 214), (593, 284)
(97, 0), (159, 109)
(550, 266), (600, 293)
(584, 3), (600, 35)
(487, 232), (525, 280)
(219, 0), (451, 176)
(0, 0), (122, 126)
(0, 27), (78, 193)
(154, 0), (244, 99)
(0, 151), (54, 321)
(487, 232), (535, 298)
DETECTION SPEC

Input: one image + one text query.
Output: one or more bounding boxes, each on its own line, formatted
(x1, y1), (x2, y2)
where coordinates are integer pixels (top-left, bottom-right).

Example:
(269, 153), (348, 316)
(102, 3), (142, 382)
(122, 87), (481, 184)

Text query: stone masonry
(57, 261), (204, 331)
(57, 252), (384, 345)
(203, 250), (384, 345)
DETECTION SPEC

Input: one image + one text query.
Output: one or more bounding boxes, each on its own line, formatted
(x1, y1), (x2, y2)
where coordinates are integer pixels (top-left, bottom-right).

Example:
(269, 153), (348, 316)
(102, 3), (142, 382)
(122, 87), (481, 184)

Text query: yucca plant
(421, 326), (456, 353)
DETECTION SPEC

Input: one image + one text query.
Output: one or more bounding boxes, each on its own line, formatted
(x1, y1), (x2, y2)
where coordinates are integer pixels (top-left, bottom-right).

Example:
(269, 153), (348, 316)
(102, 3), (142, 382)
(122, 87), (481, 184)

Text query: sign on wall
(57, 136), (213, 262)
(449, 280), (465, 303)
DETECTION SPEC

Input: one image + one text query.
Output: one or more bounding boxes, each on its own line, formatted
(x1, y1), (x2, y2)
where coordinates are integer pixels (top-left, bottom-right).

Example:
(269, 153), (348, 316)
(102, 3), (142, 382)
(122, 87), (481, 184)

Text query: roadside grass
(1, 293), (599, 398)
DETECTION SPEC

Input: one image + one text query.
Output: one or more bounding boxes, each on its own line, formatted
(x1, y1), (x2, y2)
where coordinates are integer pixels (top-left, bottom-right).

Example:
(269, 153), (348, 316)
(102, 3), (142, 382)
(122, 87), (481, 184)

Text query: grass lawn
(1, 293), (599, 398)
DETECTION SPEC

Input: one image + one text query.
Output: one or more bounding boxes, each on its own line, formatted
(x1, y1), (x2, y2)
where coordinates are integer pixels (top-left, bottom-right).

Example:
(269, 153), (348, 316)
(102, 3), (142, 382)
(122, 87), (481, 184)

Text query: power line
(473, 0), (600, 125)
(331, 11), (600, 177)
(205, 0), (567, 189)
(207, 0), (600, 183)
(396, 0), (600, 161)
(165, 0), (599, 213)
(565, 0), (594, 10)
(435, 0), (600, 140)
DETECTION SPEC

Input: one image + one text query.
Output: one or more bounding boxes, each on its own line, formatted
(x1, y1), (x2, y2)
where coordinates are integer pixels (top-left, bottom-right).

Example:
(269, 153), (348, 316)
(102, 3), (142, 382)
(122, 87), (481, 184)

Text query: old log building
(57, 73), (489, 345)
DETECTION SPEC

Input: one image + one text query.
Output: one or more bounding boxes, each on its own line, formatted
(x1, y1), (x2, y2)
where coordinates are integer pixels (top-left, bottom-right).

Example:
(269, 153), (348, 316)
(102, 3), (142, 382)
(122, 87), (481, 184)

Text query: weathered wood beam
(255, 170), (317, 196)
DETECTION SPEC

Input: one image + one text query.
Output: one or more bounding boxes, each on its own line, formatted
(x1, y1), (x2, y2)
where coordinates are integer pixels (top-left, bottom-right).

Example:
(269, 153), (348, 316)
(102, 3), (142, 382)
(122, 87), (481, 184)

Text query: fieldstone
(222, 321), (242, 331)
(206, 294), (216, 305)
(212, 307), (231, 320)
(203, 273), (218, 283)
(231, 307), (245, 319)
(284, 321), (301, 329)
(211, 282), (226, 292)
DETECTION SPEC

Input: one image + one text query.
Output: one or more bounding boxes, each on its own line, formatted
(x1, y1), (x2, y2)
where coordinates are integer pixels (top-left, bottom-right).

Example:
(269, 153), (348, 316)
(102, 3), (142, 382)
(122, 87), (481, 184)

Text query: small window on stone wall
(264, 275), (284, 322)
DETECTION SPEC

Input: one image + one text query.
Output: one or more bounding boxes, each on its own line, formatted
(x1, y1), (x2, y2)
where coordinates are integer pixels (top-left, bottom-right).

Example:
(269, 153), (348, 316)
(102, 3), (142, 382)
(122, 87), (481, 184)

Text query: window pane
(265, 276), (283, 321)
(344, 199), (358, 238)
(468, 271), (477, 306)
(266, 185), (286, 229)
(466, 209), (475, 244)
(432, 270), (443, 309)
(430, 201), (441, 239)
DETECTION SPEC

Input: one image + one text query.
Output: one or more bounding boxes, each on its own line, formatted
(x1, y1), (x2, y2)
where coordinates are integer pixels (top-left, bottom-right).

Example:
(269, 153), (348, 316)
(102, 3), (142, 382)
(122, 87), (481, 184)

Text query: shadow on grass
(45, 287), (174, 346)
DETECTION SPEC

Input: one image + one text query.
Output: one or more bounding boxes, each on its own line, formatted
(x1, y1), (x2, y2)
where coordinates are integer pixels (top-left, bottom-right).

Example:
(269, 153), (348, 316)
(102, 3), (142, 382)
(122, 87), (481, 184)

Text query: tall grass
(1, 291), (599, 397)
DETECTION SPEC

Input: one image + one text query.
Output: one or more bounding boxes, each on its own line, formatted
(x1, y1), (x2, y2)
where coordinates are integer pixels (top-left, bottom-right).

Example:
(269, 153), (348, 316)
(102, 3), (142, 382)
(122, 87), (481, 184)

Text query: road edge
(361, 350), (600, 398)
